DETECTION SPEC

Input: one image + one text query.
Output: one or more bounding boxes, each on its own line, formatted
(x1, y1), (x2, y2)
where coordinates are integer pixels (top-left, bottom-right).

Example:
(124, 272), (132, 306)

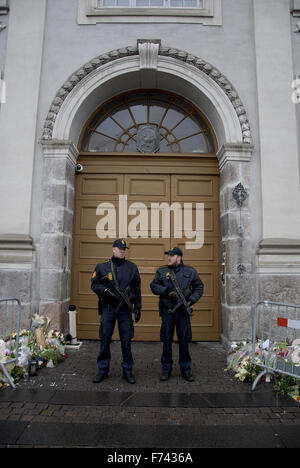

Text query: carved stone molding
(257, 238), (300, 275)
(0, 0), (9, 15)
(138, 39), (160, 70)
(0, 234), (34, 264)
(217, 143), (253, 171)
(42, 45), (252, 145)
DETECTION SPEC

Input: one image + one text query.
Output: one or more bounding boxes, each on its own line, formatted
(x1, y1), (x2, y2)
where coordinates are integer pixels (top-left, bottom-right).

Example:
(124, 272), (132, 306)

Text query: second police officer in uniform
(150, 247), (204, 382)
(91, 239), (141, 384)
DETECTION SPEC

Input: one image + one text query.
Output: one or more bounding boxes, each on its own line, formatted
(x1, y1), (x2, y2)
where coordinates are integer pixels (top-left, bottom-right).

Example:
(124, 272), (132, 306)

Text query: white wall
(0, 0), (46, 234)
(254, 0), (300, 240)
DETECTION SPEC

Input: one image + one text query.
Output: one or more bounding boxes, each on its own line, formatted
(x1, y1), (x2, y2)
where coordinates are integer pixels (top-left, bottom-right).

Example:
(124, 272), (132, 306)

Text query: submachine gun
(100, 272), (138, 322)
(168, 270), (193, 317)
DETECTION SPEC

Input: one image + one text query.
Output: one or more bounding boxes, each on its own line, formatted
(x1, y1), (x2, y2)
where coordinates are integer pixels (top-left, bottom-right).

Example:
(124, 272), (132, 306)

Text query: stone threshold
(0, 388), (298, 408)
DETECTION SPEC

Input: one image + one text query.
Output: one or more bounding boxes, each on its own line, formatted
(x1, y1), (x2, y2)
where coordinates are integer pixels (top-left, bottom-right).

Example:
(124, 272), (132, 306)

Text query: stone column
(40, 140), (78, 330)
(217, 143), (254, 345)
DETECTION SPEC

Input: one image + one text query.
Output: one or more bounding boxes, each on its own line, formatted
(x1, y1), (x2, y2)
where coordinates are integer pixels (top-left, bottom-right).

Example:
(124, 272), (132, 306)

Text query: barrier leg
(0, 362), (16, 389)
(251, 369), (277, 392)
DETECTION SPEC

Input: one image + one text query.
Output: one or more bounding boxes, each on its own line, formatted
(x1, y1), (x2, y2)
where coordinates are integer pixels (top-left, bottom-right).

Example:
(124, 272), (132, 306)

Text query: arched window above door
(79, 90), (216, 154)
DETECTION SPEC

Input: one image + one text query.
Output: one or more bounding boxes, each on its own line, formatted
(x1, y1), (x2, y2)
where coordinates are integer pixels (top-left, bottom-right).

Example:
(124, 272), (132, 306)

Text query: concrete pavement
(0, 340), (300, 448)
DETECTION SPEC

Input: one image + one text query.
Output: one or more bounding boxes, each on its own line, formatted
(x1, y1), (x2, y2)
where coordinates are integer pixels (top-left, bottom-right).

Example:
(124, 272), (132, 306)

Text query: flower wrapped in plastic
(0, 339), (7, 363)
(31, 314), (48, 329)
(226, 341), (252, 373)
(0, 313), (67, 389)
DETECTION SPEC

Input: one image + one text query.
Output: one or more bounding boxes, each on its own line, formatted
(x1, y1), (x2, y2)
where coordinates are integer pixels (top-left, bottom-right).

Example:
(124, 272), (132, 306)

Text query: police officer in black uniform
(150, 247), (204, 382)
(91, 239), (141, 384)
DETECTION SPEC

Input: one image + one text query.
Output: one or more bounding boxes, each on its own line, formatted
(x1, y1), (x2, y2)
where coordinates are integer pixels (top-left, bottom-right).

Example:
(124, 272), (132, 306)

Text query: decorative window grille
(80, 90), (216, 154)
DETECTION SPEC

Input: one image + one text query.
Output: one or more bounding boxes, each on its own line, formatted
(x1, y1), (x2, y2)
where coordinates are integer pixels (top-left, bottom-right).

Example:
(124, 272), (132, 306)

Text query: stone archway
(40, 42), (254, 345)
(42, 44), (252, 145)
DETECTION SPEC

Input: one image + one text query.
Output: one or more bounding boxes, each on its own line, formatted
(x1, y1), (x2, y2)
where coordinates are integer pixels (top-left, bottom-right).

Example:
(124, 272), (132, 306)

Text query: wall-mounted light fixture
(232, 182), (248, 208)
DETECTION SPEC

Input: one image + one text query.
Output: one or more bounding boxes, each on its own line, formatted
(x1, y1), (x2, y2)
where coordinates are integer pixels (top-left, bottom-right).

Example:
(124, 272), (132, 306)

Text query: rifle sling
(168, 267), (193, 316)
(168, 268), (182, 294)
(110, 260), (132, 307)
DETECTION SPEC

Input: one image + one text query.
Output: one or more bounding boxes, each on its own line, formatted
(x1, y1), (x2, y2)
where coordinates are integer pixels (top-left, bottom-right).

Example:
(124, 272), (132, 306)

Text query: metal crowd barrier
(0, 298), (22, 388)
(252, 300), (300, 391)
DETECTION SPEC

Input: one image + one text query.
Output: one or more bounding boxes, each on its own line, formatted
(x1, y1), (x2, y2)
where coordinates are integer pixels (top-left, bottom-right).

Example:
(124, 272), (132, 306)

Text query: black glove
(165, 286), (172, 295)
(134, 309), (141, 323)
(168, 291), (179, 302)
(165, 286), (178, 302)
(103, 288), (119, 304)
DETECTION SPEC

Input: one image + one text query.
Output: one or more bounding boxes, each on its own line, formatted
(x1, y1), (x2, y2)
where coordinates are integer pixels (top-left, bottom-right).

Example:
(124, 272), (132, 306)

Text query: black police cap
(112, 239), (129, 249)
(164, 247), (183, 256)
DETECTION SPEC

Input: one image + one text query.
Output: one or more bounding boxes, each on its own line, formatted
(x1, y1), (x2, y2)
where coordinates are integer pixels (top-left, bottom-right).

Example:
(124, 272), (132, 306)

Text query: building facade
(0, 0), (300, 346)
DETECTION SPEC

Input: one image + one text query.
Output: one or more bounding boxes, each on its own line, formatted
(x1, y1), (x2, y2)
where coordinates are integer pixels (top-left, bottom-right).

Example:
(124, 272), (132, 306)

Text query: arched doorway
(40, 45), (254, 345)
(70, 89), (221, 340)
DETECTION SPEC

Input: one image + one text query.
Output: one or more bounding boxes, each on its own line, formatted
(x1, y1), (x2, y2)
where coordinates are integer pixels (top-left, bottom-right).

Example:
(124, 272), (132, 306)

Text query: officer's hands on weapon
(165, 287), (179, 302)
(103, 287), (120, 305)
(165, 285), (194, 316)
(165, 287), (193, 307)
(103, 284), (140, 322)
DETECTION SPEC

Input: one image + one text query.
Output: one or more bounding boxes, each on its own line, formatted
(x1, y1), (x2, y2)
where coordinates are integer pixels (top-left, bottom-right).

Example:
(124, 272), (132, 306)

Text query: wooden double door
(71, 154), (220, 341)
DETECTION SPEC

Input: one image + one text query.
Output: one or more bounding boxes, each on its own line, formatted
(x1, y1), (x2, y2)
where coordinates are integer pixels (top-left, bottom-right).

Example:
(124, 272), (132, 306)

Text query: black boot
(160, 370), (171, 381)
(181, 370), (194, 382)
(123, 370), (136, 384)
(93, 372), (108, 383)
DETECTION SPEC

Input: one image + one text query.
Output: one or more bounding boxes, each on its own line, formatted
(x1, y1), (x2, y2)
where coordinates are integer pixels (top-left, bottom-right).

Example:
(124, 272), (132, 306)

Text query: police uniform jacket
(150, 261), (204, 313)
(91, 257), (141, 315)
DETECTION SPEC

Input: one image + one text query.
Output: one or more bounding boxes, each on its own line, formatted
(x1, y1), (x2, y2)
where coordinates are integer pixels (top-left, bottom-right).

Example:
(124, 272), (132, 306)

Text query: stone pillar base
(257, 238), (300, 304)
(0, 234), (35, 330)
(39, 301), (70, 332)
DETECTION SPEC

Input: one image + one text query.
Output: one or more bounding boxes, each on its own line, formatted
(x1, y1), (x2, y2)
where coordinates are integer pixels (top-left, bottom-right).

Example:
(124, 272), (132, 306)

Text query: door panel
(170, 173), (220, 341)
(71, 159), (220, 341)
(125, 174), (170, 340)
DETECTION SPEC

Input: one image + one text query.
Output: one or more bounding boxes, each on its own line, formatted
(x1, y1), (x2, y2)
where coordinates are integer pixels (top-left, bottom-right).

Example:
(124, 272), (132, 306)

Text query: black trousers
(97, 305), (134, 373)
(160, 308), (192, 372)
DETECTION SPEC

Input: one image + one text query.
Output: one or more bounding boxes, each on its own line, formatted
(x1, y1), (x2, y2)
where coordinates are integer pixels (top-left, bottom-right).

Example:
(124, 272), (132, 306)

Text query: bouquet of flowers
(226, 338), (300, 400)
(226, 340), (261, 383)
(0, 313), (67, 388)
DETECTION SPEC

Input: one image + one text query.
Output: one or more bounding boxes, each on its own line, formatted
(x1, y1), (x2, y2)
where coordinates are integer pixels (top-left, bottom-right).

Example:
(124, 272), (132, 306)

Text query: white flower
(291, 349), (300, 365)
(17, 345), (31, 367)
(0, 340), (6, 363)
(31, 314), (46, 329)
(46, 338), (65, 355)
(262, 339), (270, 350)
